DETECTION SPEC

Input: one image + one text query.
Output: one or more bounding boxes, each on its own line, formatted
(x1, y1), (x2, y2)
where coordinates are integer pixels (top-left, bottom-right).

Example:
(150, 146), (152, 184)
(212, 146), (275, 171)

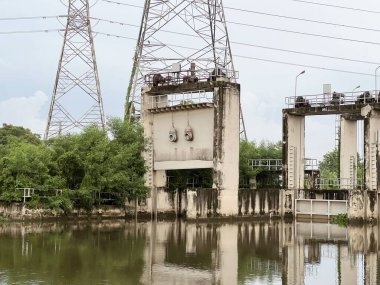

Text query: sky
(1, 0), (380, 160)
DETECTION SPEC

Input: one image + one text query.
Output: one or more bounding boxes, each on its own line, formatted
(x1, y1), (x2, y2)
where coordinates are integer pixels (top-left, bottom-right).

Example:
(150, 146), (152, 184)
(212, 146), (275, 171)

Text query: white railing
(316, 178), (363, 189)
(295, 199), (348, 218)
(305, 158), (319, 171)
(249, 158), (319, 171)
(148, 90), (213, 109)
(249, 159), (282, 171)
(16, 188), (35, 203)
(285, 90), (379, 108)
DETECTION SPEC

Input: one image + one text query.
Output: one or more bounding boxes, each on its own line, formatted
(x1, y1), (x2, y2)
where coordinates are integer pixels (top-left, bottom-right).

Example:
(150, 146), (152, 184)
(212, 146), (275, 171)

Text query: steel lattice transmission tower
(126, 0), (247, 139)
(45, 0), (106, 140)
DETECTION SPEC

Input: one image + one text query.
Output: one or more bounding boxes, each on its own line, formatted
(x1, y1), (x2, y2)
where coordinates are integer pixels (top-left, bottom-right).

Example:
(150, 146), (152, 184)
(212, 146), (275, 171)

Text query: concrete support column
(282, 113), (305, 215)
(213, 85), (240, 216)
(340, 116), (357, 189)
(362, 106), (380, 191)
(284, 113), (305, 190)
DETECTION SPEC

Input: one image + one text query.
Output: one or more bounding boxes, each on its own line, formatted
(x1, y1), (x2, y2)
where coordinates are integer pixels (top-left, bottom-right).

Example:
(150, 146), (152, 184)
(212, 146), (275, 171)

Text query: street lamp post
(295, 70), (306, 107)
(375, 66), (380, 102)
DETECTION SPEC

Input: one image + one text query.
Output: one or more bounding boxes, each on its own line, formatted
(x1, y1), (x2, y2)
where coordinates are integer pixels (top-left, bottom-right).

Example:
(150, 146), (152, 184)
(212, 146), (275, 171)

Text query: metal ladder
(370, 143), (377, 190)
(335, 115), (341, 148)
(288, 146), (297, 188)
(349, 156), (356, 188)
(145, 139), (154, 189)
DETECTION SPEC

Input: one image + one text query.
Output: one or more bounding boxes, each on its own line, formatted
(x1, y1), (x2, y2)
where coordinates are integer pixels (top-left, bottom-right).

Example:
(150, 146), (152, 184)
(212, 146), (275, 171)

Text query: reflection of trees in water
(0, 222), (147, 285)
(237, 222), (282, 283)
(164, 222), (218, 270)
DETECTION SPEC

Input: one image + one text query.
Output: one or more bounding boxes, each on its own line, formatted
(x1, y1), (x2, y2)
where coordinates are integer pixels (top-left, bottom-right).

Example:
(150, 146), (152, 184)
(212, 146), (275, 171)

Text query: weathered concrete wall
(283, 113), (305, 190)
(238, 189), (280, 216)
(0, 203), (126, 220)
(130, 188), (219, 219)
(348, 190), (378, 221)
(213, 85), (240, 216)
(152, 108), (214, 169)
(362, 106), (380, 191)
(340, 116), (357, 187)
(280, 189), (294, 216)
(142, 82), (240, 218)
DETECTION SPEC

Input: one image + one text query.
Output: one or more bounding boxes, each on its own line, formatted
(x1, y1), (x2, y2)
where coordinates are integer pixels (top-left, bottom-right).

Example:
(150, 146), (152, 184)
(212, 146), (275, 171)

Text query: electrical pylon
(125, 0), (247, 140)
(45, 0), (105, 140)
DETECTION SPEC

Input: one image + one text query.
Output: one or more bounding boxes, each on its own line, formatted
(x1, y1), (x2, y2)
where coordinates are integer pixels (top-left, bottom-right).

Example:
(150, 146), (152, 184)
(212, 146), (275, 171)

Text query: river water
(0, 219), (377, 285)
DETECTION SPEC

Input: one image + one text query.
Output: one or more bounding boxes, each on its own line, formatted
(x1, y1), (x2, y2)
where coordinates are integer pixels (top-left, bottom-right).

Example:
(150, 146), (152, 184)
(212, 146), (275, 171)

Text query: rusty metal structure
(126, 0), (247, 139)
(44, 0), (105, 140)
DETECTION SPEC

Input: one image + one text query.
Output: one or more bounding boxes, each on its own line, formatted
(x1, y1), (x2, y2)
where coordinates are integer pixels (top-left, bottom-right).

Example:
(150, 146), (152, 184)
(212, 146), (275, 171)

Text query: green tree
(104, 118), (147, 203)
(0, 142), (52, 189)
(319, 147), (339, 179)
(0, 124), (41, 145)
(239, 140), (282, 188)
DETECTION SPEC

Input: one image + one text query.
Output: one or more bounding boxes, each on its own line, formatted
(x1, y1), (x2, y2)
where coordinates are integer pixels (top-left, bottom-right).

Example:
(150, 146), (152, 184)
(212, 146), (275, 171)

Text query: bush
(47, 195), (73, 214)
(69, 189), (95, 211)
(27, 195), (42, 209)
(0, 191), (22, 203)
(331, 213), (348, 227)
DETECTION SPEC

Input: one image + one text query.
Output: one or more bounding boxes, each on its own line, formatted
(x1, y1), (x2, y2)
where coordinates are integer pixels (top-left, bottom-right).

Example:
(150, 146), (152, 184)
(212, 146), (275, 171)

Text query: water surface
(0, 220), (376, 284)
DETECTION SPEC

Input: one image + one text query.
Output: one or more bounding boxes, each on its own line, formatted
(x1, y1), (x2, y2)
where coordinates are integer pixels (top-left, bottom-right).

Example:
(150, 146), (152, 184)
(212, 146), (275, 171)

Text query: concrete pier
(141, 78), (240, 218)
(340, 116), (357, 188)
(282, 95), (380, 221)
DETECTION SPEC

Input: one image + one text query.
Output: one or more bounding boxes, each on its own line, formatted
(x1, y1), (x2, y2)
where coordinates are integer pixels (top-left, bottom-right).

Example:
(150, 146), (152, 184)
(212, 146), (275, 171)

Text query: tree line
(0, 119), (146, 212)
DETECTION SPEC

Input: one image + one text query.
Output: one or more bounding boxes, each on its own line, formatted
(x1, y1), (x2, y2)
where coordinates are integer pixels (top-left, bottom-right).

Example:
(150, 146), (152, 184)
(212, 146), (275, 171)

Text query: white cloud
(0, 91), (49, 135)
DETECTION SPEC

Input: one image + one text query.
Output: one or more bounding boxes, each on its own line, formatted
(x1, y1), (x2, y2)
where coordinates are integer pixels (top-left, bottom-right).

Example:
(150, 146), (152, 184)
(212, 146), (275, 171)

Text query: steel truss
(45, 0), (105, 140)
(126, 0), (247, 139)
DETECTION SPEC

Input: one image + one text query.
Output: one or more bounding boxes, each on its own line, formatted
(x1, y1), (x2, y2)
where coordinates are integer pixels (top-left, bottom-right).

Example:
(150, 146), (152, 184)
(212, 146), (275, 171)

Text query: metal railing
(16, 188), (35, 203)
(144, 67), (239, 86)
(305, 158), (318, 171)
(249, 159), (282, 171)
(148, 90), (213, 109)
(249, 158), (319, 171)
(316, 178), (363, 190)
(285, 90), (380, 108)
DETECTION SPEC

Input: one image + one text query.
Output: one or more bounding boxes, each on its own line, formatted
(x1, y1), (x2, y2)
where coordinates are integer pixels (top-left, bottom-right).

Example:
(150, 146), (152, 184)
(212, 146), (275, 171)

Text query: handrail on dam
(249, 158), (319, 171)
(249, 159), (282, 171)
(285, 90), (379, 109)
(315, 178), (363, 190)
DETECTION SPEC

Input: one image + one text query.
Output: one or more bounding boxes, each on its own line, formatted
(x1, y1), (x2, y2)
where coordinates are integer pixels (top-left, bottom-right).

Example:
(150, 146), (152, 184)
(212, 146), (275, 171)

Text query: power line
(231, 42), (380, 66)
(92, 31), (377, 77)
(101, 0), (142, 9)
(100, 0), (380, 47)
(92, 17), (380, 65)
(0, 15), (65, 21)
(2, 15), (380, 66)
(101, 0), (380, 33)
(0, 29), (63, 35)
(228, 21), (380, 47)
(224, 7), (380, 33)
(290, 0), (380, 14)
(235, 55), (375, 77)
